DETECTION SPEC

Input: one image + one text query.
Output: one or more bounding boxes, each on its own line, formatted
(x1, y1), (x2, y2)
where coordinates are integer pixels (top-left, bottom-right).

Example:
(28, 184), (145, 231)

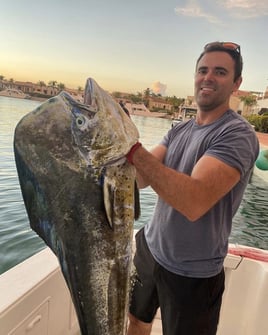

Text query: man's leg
(156, 266), (225, 335)
(127, 228), (159, 335)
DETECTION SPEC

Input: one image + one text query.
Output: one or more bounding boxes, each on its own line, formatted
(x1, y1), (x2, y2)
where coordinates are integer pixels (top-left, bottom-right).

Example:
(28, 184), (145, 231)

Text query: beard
(195, 88), (230, 112)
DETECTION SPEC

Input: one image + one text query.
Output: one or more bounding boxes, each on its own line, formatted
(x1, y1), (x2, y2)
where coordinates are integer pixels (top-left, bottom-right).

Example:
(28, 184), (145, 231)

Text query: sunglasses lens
(222, 42), (240, 52)
(205, 42), (240, 54)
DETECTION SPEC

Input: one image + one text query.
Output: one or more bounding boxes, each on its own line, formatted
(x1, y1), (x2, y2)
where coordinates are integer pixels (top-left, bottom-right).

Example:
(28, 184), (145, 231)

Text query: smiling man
(195, 43), (242, 117)
(127, 42), (259, 335)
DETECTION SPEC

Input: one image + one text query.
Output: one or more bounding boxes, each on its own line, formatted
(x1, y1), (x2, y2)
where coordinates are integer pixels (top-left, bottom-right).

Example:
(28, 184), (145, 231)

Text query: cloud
(151, 81), (167, 95)
(219, 0), (268, 18)
(175, 0), (268, 23)
(175, 1), (221, 24)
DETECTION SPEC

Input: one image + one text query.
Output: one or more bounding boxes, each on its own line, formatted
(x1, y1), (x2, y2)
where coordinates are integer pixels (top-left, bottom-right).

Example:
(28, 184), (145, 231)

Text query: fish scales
(14, 78), (139, 334)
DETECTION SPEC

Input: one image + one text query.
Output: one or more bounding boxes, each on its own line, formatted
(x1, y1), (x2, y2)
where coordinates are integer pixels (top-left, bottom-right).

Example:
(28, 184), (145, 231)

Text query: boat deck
(151, 310), (162, 334)
(1, 247), (268, 334)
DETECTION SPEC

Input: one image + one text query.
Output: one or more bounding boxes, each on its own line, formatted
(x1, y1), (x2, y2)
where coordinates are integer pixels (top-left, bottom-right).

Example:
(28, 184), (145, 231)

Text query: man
(126, 42), (259, 335)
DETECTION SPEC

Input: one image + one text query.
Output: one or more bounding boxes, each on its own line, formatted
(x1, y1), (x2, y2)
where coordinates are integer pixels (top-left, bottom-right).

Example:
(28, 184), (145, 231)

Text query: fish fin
(103, 177), (114, 229)
(134, 181), (141, 220)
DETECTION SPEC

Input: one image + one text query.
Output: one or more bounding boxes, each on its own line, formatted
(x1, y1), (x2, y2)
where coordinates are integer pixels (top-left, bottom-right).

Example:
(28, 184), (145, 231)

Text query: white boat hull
(0, 89), (30, 99)
(0, 243), (268, 334)
(0, 248), (79, 335)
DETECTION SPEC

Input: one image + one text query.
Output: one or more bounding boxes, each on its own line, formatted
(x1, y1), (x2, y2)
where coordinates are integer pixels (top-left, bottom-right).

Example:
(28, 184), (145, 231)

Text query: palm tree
(143, 88), (151, 107)
(57, 82), (65, 91)
(143, 88), (151, 98)
(48, 80), (58, 88)
(0, 75), (5, 90)
(48, 80), (58, 96)
(37, 80), (46, 87)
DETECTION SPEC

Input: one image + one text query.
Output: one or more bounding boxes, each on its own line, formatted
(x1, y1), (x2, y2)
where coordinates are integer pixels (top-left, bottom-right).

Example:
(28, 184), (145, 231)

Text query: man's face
(194, 51), (242, 112)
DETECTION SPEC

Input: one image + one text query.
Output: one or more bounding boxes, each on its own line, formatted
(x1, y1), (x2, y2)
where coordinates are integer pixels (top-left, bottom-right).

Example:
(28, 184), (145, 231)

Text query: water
(230, 176), (268, 249)
(0, 97), (268, 275)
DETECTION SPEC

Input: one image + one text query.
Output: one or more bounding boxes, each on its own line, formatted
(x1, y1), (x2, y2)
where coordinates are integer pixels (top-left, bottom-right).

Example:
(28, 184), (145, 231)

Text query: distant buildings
(186, 89), (268, 116)
(148, 97), (173, 112)
(0, 79), (83, 101)
(1, 77), (268, 116)
(233, 87), (268, 116)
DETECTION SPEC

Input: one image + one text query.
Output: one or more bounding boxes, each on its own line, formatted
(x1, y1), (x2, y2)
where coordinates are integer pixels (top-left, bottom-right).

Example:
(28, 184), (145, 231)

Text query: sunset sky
(1, 0), (268, 97)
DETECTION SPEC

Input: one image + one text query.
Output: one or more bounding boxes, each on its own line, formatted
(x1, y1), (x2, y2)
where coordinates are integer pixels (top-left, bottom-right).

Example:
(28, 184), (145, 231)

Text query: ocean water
(0, 96), (268, 275)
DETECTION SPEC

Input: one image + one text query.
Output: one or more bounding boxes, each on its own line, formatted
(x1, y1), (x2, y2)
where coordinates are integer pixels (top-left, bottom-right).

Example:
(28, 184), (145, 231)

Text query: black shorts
(129, 228), (225, 335)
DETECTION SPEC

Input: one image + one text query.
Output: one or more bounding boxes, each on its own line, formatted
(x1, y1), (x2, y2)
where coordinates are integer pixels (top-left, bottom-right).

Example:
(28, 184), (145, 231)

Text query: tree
(167, 96), (184, 108)
(240, 95), (257, 115)
(57, 82), (65, 91)
(47, 80), (59, 96)
(143, 88), (151, 98)
(128, 94), (143, 104)
(143, 88), (151, 107)
(37, 81), (46, 87)
(48, 80), (58, 87)
(111, 91), (122, 99)
(136, 91), (142, 99)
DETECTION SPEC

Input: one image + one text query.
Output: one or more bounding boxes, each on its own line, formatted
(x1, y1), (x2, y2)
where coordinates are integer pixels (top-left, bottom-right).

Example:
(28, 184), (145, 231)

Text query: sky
(1, 0), (268, 98)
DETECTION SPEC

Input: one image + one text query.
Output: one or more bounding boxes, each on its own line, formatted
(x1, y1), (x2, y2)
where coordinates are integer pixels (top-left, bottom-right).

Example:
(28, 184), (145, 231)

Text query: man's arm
(132, 145), (240, 221)
(135, 144), (167, 189)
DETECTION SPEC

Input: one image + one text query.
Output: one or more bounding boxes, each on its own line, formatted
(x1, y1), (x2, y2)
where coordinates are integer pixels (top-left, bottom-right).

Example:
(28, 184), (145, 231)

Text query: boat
(0, 88), (31, 99)
(171, 117), (183, 127)
(1, 233), (268, 335)
(171, 106), (197, 127)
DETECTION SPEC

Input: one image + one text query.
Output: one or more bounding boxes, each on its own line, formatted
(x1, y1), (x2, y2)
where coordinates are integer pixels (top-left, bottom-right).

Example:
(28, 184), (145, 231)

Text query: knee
(128, 313), (141, 325)
(128, 313), (152, 335)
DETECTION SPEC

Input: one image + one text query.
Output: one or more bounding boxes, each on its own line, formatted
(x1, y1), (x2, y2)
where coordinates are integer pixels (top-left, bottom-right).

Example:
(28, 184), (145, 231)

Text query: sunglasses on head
(204, 42), (241, 54)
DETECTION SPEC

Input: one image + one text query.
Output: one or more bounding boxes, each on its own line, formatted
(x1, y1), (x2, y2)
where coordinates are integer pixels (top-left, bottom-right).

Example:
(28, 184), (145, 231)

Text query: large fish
(14, 78), (140, 335)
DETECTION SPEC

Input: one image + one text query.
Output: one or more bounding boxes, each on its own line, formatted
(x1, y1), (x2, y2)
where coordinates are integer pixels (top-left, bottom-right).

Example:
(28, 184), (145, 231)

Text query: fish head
(71, 78), (139, 167)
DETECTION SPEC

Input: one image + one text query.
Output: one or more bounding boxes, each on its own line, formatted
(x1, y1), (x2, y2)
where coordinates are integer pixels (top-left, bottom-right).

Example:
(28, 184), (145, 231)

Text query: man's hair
(196, 42), (243, 82)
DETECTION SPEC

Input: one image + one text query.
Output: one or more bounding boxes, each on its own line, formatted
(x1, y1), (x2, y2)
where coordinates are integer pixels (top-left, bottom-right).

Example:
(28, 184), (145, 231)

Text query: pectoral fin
(103, 176), (114, 229)
(134, 181), (140, 220)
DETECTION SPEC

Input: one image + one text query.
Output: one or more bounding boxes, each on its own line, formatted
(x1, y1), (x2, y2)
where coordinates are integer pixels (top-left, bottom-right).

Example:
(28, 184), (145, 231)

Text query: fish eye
(76, 115), (86, 127)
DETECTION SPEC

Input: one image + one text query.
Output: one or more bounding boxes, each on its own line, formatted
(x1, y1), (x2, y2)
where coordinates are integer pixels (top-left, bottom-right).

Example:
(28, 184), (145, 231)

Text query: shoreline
(130, 112), (268, 148)
(1, 95), (268, 147)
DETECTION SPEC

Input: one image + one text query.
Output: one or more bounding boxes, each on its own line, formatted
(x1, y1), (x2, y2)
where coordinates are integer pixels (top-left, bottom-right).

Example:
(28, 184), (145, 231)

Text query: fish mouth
(84, 78), (94, 106)
(60, 90), (96, 115)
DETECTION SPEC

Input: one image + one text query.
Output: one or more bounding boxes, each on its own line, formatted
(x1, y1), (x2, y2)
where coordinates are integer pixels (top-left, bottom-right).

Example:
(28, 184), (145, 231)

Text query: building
(148, 97), (173, 112)
(0, 79), (83, 101)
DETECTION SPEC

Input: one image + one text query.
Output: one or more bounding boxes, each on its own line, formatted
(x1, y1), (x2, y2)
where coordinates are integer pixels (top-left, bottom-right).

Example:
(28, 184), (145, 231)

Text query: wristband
(126, 142), (142, 164)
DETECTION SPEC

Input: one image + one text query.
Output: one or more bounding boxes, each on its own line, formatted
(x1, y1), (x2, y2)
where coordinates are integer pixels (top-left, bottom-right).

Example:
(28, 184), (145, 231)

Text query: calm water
(0, 96), (268, 275)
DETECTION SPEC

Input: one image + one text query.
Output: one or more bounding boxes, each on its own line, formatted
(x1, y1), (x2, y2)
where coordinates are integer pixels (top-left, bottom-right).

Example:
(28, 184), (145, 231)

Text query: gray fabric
(145, 110), (259, 278)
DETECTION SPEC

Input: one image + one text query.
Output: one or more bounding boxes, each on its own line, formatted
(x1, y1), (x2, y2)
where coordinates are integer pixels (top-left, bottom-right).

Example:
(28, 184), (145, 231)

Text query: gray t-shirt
(144, 110), (259, 278)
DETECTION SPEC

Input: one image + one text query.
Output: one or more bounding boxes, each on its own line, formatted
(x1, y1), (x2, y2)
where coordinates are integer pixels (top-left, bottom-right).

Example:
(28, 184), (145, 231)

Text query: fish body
(14, 78), (139, 334)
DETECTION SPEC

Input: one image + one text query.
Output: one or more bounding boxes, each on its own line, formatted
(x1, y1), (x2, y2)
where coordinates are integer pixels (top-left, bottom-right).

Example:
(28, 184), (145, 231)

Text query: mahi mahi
(13, 78), (139, 335)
